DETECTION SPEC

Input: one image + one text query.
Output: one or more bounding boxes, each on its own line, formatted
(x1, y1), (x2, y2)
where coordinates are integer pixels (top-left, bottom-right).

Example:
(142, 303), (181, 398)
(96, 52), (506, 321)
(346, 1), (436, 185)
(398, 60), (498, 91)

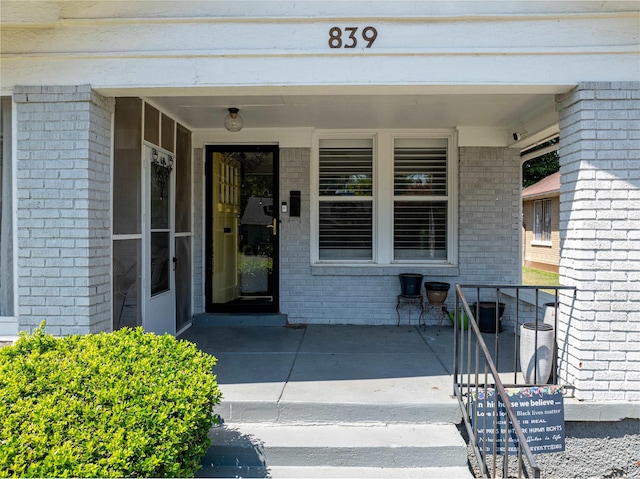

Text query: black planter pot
(473, 302), (506, 333)
(424, 282), (450, 292)
(398, 274), (423, 296)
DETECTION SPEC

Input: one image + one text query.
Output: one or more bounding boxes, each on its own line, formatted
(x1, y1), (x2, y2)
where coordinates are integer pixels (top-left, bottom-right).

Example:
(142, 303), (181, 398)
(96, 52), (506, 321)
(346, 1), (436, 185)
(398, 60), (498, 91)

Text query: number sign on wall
(328, 26), (378, 48)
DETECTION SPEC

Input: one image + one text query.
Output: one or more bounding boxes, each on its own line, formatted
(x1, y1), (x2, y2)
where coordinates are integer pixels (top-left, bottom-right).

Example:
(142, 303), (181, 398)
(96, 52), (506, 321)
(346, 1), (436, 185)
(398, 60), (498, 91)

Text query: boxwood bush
(0, 325), (222, 478)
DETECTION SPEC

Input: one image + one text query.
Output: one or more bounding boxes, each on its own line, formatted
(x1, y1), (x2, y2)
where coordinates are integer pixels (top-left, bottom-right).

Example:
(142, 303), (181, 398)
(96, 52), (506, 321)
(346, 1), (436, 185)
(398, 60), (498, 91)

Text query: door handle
(173, 257), (177, 271)
(266, 218), (277, 236)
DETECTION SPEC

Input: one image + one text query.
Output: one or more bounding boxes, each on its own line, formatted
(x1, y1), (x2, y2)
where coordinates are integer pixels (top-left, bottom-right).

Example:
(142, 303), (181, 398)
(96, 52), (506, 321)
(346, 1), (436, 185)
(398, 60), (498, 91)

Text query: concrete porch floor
(177, 320), (624, 424)
(177, 321), (519, 424)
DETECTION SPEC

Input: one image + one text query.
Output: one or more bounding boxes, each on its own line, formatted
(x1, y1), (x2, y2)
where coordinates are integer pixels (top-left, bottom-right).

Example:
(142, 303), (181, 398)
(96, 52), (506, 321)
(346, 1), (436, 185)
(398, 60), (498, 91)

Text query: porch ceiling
(147, 92), (557, 133)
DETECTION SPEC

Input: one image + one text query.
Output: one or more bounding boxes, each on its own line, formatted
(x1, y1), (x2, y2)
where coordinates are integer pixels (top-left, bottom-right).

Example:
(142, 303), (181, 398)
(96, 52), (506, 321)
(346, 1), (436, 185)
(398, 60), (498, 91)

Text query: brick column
(458, 147), (521, 286)
(556, 82), (640, 401)
(14, 85), (114, 335)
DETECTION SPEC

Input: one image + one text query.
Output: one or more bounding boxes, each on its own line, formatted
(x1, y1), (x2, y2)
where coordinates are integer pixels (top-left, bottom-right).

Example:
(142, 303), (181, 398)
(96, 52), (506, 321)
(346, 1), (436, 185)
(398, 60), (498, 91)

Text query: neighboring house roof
(522, 171), (560, 200)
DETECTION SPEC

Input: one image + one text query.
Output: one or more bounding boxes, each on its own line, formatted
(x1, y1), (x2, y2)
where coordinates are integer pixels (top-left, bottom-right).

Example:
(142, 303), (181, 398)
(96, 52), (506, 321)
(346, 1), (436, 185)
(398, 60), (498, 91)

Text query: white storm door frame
(142, 143), (176, 335)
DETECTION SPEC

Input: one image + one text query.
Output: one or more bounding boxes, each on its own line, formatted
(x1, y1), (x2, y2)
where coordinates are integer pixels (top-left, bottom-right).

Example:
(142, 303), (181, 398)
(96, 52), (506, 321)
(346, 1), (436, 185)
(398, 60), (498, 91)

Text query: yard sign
(472, 385), (565, 456)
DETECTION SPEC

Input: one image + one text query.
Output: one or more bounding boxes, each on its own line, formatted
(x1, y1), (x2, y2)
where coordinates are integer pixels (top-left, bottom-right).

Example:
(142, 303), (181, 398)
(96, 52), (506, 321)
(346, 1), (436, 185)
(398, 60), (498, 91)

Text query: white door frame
(142, 143), (176, 335)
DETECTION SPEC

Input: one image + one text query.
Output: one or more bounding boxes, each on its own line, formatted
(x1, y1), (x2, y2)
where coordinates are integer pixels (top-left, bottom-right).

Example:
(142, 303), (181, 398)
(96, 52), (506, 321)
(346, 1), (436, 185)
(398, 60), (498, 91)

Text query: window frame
(311, 129), (458, 267)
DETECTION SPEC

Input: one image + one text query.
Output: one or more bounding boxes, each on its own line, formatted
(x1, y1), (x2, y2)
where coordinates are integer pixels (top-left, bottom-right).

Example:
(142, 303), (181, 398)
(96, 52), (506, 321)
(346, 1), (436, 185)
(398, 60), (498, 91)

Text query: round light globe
(224, 108), (243, 132)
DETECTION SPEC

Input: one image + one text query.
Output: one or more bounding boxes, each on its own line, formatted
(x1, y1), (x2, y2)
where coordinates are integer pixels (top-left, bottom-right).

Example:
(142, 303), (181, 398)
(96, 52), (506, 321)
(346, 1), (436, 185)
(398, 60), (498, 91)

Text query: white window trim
(311, 129), (458, 267)
(531, 240), (553, 247)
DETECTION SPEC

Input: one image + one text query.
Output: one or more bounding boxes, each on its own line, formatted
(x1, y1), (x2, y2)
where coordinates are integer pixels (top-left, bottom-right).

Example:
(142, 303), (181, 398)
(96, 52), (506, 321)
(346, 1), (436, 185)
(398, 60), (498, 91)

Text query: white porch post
(14, 85), (114, 335)
(556, 82), (640, 401)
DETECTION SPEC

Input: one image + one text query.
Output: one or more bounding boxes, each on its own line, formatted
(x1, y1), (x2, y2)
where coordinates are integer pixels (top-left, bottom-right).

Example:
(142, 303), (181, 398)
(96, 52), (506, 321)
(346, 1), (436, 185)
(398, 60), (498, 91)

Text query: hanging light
(224, 107), (243, 132)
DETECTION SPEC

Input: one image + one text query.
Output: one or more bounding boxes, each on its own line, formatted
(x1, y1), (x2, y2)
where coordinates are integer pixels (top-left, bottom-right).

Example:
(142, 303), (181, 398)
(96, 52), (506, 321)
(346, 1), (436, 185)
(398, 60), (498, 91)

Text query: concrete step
(199, 465), (474, 478)
(203, 423), (469, 470)
(214, 399), (462, 424)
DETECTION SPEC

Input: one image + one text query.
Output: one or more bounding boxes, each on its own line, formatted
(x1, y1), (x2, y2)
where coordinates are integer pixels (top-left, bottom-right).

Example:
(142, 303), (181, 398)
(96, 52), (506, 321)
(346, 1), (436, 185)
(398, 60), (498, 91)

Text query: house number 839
(328, 26), (378, 48)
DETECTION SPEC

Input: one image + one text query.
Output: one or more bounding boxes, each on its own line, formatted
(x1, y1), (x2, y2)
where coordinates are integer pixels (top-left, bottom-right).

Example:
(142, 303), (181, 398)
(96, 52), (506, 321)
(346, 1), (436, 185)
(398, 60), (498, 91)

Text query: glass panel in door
(150, 157), (170, 296)
(206, 146), (279, 312)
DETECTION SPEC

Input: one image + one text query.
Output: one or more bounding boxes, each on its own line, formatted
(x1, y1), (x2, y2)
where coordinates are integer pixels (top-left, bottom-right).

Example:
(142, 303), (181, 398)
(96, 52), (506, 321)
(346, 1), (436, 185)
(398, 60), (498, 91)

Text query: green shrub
(0, 325), (222, 478)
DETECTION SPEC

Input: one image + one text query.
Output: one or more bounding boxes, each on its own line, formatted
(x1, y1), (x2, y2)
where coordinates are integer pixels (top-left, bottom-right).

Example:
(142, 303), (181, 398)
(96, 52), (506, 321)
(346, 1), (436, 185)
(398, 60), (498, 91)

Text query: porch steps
(199, 422), (471, 478)
(181, 324), (473, 477)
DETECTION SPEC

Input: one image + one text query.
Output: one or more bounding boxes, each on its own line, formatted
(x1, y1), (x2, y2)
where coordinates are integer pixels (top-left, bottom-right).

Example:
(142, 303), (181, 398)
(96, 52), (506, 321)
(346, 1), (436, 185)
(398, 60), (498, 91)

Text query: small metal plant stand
(425, 302), (448, 335)
(396, 294), (425, 329)
(424, 282), (451, 335)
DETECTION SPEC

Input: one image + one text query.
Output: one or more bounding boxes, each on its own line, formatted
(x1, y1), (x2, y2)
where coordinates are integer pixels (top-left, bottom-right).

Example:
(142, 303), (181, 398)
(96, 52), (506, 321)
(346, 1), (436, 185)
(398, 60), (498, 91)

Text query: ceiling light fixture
(224, 107), (243, 132)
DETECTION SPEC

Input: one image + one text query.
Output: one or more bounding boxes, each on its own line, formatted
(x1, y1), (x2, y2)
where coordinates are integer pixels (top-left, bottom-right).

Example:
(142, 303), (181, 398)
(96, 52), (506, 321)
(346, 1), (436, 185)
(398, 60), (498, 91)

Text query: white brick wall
(14, 85), (114, 335)
(458, 147), (521, 286)
(279, 146), (521, 325)
(557, 81), (640, 401)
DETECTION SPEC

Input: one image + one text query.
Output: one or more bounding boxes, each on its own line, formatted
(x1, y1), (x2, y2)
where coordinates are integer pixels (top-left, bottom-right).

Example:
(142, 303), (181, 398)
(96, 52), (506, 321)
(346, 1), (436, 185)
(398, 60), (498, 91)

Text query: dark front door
(205, 145), (279, 313)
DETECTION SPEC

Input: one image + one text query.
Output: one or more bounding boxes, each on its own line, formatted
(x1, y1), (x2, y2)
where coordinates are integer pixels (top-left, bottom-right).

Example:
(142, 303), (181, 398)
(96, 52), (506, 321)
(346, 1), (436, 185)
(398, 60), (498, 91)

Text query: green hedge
(0, 325), (222, 478)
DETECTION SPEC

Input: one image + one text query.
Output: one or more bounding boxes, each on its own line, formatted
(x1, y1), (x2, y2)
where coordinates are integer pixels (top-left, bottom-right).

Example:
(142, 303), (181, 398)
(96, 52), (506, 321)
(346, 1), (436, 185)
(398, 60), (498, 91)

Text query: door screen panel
(112, 98), (142, 330)
(175, 124), (192, 233)
(113, 239), (141, 329)
(174, 124), (192, 331)
(175, 236), (191, 331)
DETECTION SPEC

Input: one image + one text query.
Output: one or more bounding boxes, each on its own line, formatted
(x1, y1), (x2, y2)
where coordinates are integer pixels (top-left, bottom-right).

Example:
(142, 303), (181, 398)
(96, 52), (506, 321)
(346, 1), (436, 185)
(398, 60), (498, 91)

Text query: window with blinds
(534, 199), (552, 242)
(315, 133), (455, 265)
(394, 139), (448, 260)
(318, 139), (373, 260)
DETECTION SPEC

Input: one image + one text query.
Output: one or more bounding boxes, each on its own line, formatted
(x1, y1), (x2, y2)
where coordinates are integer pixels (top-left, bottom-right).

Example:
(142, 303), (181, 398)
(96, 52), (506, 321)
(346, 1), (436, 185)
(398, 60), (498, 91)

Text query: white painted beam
(2, 1), (638, 24)
(1, 2), (60, 25)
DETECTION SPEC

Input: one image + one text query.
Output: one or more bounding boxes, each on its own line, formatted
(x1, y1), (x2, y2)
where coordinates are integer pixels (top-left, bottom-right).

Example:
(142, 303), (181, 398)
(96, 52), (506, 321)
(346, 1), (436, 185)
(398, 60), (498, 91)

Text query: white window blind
(318, 139), (373, 261)
(394, 139), (447, 196)
(393, 139), (448, 260)
(394, 201), (448, 260)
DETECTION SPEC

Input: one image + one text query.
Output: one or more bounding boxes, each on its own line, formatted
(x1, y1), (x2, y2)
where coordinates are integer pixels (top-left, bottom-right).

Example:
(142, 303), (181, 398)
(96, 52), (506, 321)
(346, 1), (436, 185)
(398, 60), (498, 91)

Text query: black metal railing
(452, 284), (576, 478)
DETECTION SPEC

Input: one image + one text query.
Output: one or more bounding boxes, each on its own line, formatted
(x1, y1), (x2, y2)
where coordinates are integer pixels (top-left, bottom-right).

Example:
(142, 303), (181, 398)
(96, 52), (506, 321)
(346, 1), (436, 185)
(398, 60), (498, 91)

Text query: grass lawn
(522, 267), (560, 289)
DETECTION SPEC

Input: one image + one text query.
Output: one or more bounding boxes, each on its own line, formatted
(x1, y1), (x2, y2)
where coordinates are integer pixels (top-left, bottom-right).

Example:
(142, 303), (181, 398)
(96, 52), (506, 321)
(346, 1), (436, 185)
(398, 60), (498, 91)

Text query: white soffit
(143, 91), (558, 134)
(457, 127), (511, 147)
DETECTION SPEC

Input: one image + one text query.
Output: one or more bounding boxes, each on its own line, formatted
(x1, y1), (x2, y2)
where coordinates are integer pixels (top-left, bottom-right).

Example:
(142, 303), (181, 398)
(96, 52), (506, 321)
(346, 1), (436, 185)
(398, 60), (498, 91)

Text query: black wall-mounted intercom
(290, 190), (301, 217)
